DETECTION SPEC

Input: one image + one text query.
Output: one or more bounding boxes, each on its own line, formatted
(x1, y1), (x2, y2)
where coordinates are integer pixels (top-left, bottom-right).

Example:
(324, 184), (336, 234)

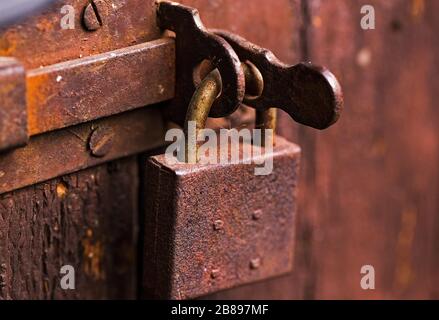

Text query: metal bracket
(156, 1), (245, 127)
(214, 30), (343, 130)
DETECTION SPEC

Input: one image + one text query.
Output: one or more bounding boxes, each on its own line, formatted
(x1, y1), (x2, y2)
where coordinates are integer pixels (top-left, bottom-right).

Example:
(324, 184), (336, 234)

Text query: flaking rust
(0, 58), (27, 151)
(142, 137), (301, 299)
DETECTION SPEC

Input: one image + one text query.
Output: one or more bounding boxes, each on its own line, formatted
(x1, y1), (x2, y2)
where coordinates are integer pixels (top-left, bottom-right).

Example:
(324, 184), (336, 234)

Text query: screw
(89, 126), (114, 157)
(250, 258), (261, 270)
(252, 209), (262, 220)
(210, 269), (220, 279)
(83, 0), (104, 31)
(213, 220), (224, 231)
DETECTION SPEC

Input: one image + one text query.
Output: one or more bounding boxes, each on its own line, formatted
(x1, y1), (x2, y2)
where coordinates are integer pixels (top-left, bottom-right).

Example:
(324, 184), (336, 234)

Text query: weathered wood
(0, 1), (156, 299)
(0, 157), (138, 299)
(300, 0), (439, 299)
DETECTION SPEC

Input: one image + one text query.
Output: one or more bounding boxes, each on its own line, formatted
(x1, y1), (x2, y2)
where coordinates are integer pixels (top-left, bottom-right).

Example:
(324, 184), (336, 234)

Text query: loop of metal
(157, 1), (245, 127)
(214, 29), (343, 130)
(183, 69), (222, 163)
(183, 62), (277, 163)
(242, 61), (277, 147)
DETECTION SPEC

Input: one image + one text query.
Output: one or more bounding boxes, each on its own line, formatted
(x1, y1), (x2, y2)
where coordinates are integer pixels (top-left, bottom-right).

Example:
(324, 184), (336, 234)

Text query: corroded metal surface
(26, 38), (174, 136)
(157, 1), (245, 126)
(0, 0), (160, 69)
(142, 136), (300, 299)
(0, 58), (27, 151)
(215, 30), (343, 130)
(0, 107), (165, 195)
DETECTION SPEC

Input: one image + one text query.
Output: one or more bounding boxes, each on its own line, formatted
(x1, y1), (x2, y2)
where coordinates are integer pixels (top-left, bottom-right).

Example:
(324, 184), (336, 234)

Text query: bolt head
(252, 209), (263, 220)
(213, 220), (224, 231)
(250, 258), (261, 270)
(89, 126), (114, 157)
(210, 269), (220, 279)
(83, 3), (101, 31)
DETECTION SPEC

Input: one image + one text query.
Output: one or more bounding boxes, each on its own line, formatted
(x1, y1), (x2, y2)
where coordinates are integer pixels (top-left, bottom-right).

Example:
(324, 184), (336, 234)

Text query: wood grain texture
(0, 158), (138, 299)
(301, 0), (439, 299)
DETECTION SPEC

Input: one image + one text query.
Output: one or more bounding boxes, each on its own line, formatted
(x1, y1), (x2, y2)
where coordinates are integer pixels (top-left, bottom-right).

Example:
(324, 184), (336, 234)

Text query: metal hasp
(156, 1), (245, 126)
(215, 30), (343, 130)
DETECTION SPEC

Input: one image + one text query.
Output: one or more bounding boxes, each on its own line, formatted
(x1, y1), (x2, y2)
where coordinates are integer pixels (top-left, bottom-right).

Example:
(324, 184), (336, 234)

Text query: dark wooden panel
(302, 0), (439, 299)
(0, 157), (138, 299)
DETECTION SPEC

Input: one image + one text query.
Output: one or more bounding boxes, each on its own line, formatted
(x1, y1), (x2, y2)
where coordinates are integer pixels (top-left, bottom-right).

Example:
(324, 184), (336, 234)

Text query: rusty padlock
(142, 67), (301, 299)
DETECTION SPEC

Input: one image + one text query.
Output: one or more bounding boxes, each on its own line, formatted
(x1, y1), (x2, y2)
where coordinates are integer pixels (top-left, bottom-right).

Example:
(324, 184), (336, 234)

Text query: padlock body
(142, 136), (301, 299)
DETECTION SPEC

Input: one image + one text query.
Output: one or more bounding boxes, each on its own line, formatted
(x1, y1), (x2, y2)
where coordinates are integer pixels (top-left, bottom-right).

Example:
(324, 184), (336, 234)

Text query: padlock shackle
(183, 65), (277, 163)
(184, 69), (222, 163)
(242, 61), (277, 147)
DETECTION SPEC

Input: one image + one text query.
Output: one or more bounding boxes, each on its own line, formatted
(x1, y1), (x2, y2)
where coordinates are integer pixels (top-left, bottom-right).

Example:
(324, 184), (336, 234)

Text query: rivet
(250, 258), (261, 270)
(210, 269), (220, 279)
(83, 0), (108, 31)
(213, 220), (224, 231)
(89, 126), (114, 157)
(252, 209), (262, 220)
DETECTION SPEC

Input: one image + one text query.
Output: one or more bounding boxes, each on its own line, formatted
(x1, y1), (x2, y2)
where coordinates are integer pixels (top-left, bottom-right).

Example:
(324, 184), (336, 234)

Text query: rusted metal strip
(27, 38), (175, 136)
(0, 107), (165, 195)
(0, 58), (27, 151)
(0, 38), (174, 152)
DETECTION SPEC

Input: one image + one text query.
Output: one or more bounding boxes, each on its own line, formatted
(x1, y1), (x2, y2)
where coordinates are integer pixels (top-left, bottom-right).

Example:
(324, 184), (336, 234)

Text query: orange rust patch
(82, 228), (105, 281)
(26, 73), (51, 135)
(36, 18), (54, 32)
(394, 206), (418, 290)
(56, 182), (68, 198)
(411, 0), (425, 19)
(0, 33), (18, 57)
